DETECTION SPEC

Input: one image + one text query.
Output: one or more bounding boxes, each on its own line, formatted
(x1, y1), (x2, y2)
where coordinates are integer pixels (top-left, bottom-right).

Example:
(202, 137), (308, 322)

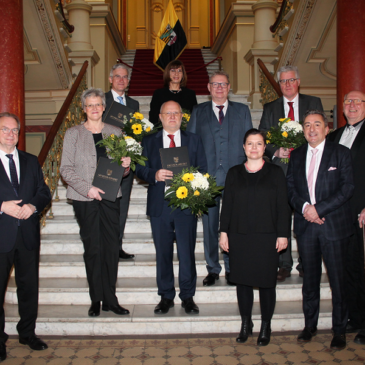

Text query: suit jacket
(328, 121), (365, 221)
(105, 90), (140, 115)
(286, 140), (354, 240)
(135, 130), (208, 217)
(0, 150), (51, 253)
(186, 100), (252, 184)
(60, 123), (123, 201)
(259, 93), (323, 173)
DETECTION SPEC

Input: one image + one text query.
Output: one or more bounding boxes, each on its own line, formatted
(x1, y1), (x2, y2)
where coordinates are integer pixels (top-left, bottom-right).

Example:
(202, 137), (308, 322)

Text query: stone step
(36, 252), (314, 279)
(5, 274), (330, 306)
(3, 300), (333, 336)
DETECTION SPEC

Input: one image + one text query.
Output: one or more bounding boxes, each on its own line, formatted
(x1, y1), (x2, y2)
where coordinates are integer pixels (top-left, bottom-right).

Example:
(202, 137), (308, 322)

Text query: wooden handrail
(270, 0), (289, 33)
(55, 0), (75, 34)
(257, 59), (283, 98)
(38, 61), (88, 166)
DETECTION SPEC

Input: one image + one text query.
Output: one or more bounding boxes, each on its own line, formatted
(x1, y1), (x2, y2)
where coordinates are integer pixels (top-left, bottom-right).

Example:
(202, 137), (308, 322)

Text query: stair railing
(38, 61), (88, 226)
(257, 58), (283, 105)
(270, 0), (295, 38)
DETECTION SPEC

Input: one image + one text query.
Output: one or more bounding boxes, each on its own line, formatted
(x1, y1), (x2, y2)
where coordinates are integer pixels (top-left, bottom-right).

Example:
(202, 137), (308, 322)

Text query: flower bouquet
(180, 109), (191, 131)
(96, 134), (148, 171)
(266, 118), (306, 163)
(165, 167), (224, 217)
(122, 112), (156, 142)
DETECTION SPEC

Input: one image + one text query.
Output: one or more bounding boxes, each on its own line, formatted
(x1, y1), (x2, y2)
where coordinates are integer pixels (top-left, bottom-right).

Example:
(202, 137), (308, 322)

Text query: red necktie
(287, 102), (294, 121)
(216, 105), (224, 124)
(168, 134), (176, 148)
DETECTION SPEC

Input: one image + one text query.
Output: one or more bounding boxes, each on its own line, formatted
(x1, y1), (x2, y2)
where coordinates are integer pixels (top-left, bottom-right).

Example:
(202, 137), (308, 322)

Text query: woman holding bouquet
(60, 88), (131, 317)
(219, 129), (290, 346)
(149, 60), (197, 125)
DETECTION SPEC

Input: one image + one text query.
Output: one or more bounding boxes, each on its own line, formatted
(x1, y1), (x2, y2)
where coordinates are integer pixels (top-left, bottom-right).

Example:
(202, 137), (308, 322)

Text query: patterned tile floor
(3, 333), (365, 364)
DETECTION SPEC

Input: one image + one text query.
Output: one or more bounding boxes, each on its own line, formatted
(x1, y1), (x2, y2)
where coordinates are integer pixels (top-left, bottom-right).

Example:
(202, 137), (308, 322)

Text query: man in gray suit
(259, 65), (323, 282)
(105, 64), (139, 259)
(187, 71), (252, 286)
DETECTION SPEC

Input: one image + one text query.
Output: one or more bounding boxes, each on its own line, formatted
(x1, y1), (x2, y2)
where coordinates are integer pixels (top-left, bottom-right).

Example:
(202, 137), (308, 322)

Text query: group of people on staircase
(0, 58), (365, 362)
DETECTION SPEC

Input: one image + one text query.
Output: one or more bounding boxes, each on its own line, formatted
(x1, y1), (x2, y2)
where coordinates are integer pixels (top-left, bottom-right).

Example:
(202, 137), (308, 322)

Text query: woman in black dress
(219, 129), (290, 346)
(149, 60), (197, 125)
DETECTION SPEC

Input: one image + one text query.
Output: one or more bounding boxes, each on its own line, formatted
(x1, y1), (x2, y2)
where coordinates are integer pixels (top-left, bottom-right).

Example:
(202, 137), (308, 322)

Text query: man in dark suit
(327, 90), (365, 345)
(0, 112), (51, 361)
(187, 71), (252, 286)
(287, 110), (354, 350)
(259, 65), (324, 282)
(135, 101), (207, 314)
(105, 64), (139, 260)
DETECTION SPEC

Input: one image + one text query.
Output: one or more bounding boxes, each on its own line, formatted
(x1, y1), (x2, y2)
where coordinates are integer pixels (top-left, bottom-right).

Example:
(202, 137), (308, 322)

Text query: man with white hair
(259, 65), (324, 282)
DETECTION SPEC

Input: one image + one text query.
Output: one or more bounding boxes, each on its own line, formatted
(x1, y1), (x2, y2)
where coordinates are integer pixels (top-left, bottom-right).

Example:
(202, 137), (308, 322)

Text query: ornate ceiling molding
(32, 0), (71, 89)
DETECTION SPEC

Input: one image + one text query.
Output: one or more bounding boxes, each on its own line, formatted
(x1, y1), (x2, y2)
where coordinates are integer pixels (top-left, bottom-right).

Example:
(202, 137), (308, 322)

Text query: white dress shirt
(284, 93), (299, 121)
(0, 147), (20, 183)
(339, 120), (364, 149)
(212, 100), (228, 122)
(302, 139), (326, 212)
(111, 89), (126, 105)
(162, 129), (181, 148)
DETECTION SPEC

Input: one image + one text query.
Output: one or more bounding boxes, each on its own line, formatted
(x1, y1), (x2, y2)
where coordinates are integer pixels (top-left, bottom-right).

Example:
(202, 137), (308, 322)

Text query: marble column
(337, 0), (365, 128)
(0, 0), (25, 150)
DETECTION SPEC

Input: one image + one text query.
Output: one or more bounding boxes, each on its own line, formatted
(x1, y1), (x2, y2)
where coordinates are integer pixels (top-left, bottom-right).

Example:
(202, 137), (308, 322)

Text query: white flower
(190, 172), (209, 190)
(142, 118), (154, 131)
(281, 121), (302, 134)
(125, 137), (143, 154)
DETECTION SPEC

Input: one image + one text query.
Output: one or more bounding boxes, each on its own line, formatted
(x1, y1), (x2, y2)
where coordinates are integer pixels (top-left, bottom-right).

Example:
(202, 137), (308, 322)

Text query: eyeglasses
(210, 82), (229, 88)
(344, 99), (365, 105)
(161, 112), (182, 117)
(278, 78), (298, 85)
(112, 74), (128, 80)
(0, 127), (19, 135)
(170, 69), (182, 73)
(85, 104), (103, 109)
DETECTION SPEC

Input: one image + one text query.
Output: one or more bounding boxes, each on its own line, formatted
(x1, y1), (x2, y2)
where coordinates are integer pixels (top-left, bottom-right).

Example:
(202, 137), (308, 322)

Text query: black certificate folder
(103, 101), (134, 128)
(92, 157), (125, 202)
(160, 146), (190, 186)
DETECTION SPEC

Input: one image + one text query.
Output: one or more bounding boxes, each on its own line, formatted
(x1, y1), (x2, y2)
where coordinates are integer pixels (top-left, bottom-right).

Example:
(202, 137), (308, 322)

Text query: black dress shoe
(225, 272), (235, 286)
(330, 334), (346, 350)
(346, 322), (361, 333)
(102, 303), (130, 315)
(236, 316), (253, 343)
(354, 330), (365, 345)
(257, 320), (271, 346)
(119, 249), (135, 259)
(19, 335), (48, 351)
(203, 273), (219, 286)
(154, 298), (174, 314)
(181, 297), (199, 314)
(277, 268), (291, 282)
(88, 301), (101, 317)
(0, 342), (6, 361)
(298, 269), (304, 277)
(297, 327), (317, 342)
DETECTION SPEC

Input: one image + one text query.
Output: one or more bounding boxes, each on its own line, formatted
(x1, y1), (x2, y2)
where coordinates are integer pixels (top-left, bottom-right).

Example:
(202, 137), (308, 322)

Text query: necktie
(167, 134), (176, 148)
(307, 148), (318, 204)
(117, 96), (125, 105)
(6, 154), (19, 196)
(287, 102), (294, 120)
(216, 105), (224, 125)
(340, 126), (356, 149)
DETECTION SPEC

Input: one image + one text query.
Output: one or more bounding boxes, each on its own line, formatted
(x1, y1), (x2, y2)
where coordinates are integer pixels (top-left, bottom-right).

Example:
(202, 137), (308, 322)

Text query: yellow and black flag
(154, 0), (187, 71)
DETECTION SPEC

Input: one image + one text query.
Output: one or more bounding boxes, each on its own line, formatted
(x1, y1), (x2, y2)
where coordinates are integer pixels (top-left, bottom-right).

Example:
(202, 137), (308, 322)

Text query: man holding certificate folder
(135, 101), (207, 314)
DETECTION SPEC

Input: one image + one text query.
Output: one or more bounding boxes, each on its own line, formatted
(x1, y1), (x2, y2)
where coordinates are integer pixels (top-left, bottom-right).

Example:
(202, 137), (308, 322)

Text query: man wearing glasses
(328, 91), (365, 345)
(259, 65), (323, 282)
(105, 64), (140, 260)
(0, 113), (51, 361)
(187, 70), (252, 287)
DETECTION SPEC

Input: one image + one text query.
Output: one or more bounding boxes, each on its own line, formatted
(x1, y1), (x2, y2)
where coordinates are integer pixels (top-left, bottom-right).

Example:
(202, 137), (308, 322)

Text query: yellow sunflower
(266, 140), (270, 144)
(176, 186), (188, 199)
(124, 136), (133, 139)
(204, 173), (210, 178)
(194, 190), (200, 196)
(133, 112), (144, 120)
(267, 132), (271, 138)
(146, 127), (151, 132)
(182, 173), (194, 182)
(132, 123), (142, 135)
(282, 131), (288, 138)
(279, 118), (286, 122)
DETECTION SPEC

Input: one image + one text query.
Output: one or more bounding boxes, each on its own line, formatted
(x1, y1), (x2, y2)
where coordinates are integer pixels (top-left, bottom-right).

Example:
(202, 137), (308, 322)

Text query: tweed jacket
(60, 122), (122, 201)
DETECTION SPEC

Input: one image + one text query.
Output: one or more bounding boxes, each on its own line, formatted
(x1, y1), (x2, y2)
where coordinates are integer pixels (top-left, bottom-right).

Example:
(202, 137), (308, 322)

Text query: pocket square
(328, 167), (337, 171)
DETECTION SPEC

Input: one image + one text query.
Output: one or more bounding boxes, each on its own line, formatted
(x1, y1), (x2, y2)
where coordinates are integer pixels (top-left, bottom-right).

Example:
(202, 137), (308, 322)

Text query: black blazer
(286, 141), (354, 240)
(0, 151), (51, 253)
(328, 122), (365, 222)
(105, 90), (140, 115)
(220, 162), (290, 237)
(135, 130), (208, 217)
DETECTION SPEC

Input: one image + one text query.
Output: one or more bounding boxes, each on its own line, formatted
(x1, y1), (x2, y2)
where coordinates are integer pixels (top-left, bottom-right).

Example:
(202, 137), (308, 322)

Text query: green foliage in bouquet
(96, 134), (147, 171)
(180, 109), (191, 131)
(165, 167), (224, 217)
(122, 112), (156, 143)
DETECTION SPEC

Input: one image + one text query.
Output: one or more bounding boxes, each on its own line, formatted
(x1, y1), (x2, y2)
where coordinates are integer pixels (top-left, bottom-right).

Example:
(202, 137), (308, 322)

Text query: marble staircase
(4, 181), (334, 336)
